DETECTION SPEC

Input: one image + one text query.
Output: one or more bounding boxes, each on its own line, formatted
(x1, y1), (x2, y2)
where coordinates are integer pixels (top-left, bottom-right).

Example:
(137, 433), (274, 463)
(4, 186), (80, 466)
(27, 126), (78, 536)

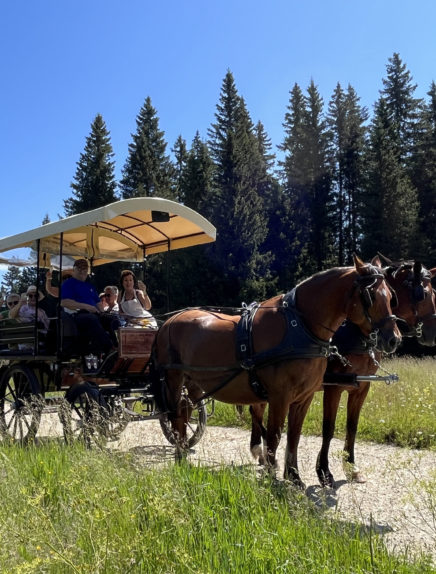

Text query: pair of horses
(248, 256), (436, 488)
(153, 255), (405, 487)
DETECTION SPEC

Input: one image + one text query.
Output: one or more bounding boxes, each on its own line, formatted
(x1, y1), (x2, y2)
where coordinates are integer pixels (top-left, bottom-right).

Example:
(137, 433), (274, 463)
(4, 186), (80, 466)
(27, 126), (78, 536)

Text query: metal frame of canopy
(0, 197), (216, 266)
(0, 198), (216, 343)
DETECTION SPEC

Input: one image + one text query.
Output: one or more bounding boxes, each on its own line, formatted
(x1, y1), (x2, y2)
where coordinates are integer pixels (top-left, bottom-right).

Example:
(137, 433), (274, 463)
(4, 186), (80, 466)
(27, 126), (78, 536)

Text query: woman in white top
(118, 270), (157, 328)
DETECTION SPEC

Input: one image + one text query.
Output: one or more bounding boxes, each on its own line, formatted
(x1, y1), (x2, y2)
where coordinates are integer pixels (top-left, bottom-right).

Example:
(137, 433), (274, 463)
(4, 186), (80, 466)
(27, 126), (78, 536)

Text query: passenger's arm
(61, 299), (99, 313)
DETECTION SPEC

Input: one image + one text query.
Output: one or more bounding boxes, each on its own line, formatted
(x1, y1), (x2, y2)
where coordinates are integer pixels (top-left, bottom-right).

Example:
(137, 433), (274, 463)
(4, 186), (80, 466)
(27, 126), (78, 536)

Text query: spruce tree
(279, 83), (311, 283)
(119, 97), (175, 200)
(361, 54), (421, 260)
(327, 83), (368, 264)
(64, 114), (118, 216)
(181, 131), (214, 211)
(361, 98), (419, 259)
(280, 81), (333, 279)
(381, 53), (424, 163)
(207, 71), (271, 303)
(410, 81), (436, 263)
(172, 135), (188, 203)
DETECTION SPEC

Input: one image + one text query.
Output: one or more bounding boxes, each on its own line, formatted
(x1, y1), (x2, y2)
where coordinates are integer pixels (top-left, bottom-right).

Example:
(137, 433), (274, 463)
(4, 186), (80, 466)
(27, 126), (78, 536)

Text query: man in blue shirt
(61, 259), (118, 356)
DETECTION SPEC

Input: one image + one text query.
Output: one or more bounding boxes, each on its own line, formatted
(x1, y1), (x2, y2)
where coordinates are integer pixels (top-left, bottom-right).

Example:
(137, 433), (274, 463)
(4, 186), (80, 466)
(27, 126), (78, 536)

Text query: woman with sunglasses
(102, 286), (119, 312)
(0, 293), (20, 319)
(8, 286), (50, 331)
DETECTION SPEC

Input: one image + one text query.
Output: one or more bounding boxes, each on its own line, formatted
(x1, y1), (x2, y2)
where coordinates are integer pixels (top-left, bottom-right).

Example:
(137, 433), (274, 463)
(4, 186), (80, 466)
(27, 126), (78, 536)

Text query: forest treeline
(2, 53), (436, 312)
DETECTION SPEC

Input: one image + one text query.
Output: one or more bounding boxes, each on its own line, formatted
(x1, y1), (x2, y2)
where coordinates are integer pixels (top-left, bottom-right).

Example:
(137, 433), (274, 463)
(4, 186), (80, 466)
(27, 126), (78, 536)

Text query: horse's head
(346, 254), (401, 354)
(380, 257), (436, 347)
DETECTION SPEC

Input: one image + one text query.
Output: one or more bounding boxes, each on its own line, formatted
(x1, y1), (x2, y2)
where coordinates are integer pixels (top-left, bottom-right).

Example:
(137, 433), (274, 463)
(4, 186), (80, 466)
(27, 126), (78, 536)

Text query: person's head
(26, 286), (42, 306)
(120, 270), (138, 291)
(6, 293), (20, 309)
(104, 285), (119, 306)
(99, 292), (105, 302)
(72, 259), (90, 281)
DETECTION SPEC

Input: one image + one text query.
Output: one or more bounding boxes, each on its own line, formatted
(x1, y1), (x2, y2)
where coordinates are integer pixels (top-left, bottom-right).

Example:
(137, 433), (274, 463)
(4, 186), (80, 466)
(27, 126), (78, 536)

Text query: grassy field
(0, 356), (434, 573)
(0, 444), (434, 573)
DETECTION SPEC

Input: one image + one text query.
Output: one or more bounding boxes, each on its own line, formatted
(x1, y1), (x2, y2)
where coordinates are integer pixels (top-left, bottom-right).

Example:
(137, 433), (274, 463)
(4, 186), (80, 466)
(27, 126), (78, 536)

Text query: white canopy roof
(0, 198), (216, 266)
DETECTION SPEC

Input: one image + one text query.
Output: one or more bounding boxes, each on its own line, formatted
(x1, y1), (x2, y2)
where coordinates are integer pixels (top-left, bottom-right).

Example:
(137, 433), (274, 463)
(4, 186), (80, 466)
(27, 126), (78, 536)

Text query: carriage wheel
(159, 398), (207, 449)
(102, 395), (130, 440)
(59, 382), (112, 447)
(0, 364), (43, 444)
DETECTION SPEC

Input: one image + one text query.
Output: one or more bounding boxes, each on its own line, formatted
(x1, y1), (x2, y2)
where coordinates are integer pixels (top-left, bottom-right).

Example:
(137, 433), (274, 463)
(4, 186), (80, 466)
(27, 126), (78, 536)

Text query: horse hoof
(316, 468), (335, 489)
(351, 470), (366, 483)
(251, 444), (262, 461)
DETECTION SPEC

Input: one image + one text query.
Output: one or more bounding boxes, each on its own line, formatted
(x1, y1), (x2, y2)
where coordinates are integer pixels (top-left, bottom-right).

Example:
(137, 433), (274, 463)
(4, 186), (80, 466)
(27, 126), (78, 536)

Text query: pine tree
(278, 83), (311, 283)
(381, 53), (424, 163)
(207, 71), (271, 303)
(360, 54), (421, 260)
(172, 135), (188, 203)
(361, 98), (419, 259)
(64, 114), (118, 216)
(327, 83), (368, 264)
(410, 81), (436, 263)
(181, 131), (214, 211)
(280, 81), (334, 279)
(119, 97), (175, 200)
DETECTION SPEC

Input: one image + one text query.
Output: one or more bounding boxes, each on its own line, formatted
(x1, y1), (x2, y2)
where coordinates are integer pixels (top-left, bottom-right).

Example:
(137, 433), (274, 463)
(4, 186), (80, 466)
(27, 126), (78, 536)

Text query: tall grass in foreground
(0, 442), (434, 573)
(209, 357), (436, 450)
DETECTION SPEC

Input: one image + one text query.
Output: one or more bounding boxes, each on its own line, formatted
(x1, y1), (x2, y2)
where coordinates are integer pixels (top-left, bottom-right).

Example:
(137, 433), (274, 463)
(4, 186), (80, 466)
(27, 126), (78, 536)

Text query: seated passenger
(60, 259), (119, 355)
(118, 270), (157, 328)
(9, 286), (50, 331)
(0, 293), (20, 319)
(103, 285), (119, 312)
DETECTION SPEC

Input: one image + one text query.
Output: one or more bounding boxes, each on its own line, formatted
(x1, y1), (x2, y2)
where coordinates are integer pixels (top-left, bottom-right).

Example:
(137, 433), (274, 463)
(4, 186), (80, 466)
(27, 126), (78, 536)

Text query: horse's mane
(297, 265), (354, 288)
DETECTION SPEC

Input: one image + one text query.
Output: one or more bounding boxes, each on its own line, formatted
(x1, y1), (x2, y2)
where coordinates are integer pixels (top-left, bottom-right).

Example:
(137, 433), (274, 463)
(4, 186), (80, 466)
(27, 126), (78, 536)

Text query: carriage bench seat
(0, 319), (47, 353)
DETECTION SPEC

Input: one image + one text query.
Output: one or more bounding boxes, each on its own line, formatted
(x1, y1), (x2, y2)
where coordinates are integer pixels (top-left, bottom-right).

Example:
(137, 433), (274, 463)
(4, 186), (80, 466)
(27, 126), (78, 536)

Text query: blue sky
(1, 0), (435, 250)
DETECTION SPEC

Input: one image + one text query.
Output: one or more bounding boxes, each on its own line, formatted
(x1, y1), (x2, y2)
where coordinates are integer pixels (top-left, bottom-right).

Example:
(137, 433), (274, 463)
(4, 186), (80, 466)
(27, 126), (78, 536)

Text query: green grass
(0, 442), (434, 573)
(208, 356), (436, 450)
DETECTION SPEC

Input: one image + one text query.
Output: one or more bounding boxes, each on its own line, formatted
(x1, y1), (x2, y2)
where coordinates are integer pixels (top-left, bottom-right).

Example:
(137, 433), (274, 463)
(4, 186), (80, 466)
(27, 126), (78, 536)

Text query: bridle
(387, 263), (436, 338)
(351, 269), (397, 342)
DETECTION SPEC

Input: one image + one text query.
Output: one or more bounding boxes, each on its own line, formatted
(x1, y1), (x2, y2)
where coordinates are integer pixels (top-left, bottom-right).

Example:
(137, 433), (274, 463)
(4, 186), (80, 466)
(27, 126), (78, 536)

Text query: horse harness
(159, 271), (390, 403)
(233, 288), (332, 400)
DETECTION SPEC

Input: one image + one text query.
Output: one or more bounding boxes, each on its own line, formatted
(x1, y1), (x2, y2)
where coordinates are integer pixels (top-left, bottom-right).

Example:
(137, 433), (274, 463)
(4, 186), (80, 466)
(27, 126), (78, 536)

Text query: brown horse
(154, 255), (401, 486)
(248, 257), (436, 488)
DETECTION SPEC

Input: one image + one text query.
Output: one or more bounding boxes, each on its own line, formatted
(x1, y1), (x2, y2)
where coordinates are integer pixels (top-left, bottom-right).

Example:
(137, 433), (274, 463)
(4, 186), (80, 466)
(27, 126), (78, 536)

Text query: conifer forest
(2, 53), (436, 312)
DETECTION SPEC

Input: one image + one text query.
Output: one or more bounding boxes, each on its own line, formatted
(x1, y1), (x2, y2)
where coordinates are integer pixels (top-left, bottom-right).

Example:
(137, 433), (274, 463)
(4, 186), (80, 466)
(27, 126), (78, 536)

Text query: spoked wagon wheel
(102, 395), (130, 440)
(0, 364), (43, 445)
(159, 397), (207, 449)
(59, 382), (112, 447)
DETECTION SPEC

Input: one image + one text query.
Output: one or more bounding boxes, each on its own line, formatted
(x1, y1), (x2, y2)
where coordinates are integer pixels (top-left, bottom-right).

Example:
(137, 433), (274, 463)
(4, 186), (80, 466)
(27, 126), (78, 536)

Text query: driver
(60, 259), (119, 355)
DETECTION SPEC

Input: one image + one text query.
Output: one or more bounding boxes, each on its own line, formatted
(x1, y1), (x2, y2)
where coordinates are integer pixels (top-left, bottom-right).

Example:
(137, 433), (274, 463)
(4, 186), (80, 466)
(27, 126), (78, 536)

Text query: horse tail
(149, 347), (169, 415)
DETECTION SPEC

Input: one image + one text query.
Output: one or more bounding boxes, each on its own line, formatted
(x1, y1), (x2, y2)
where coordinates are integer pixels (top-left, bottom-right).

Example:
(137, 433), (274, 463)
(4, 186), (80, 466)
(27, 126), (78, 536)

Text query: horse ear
(430, 267), (436, 279)
(377, 252), (393, 265)
(353, 253), (365, 270)
(371, 255), (382, 268)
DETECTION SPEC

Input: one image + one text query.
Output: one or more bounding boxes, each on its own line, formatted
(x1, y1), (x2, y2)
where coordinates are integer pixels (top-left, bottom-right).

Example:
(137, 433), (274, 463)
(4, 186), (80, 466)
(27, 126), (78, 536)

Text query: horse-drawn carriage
(0, 198), (216, 447)
(1, 198), (435, 489)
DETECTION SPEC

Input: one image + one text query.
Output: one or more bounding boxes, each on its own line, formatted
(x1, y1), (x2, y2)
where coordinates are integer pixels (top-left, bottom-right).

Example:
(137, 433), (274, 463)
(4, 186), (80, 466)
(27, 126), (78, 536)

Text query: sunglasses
(104, 293), (113, 298)
(27, 293), (37, 299)
(7, 301), (19, 307)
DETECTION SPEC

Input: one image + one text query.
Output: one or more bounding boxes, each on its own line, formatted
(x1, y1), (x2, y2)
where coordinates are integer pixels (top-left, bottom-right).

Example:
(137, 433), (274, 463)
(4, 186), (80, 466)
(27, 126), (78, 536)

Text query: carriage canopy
(0, 197), (216, 267)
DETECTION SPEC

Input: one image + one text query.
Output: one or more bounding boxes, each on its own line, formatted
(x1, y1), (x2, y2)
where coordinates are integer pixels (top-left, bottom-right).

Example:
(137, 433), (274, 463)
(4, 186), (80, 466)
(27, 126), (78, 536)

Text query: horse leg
(316, 386), (343, 488)
(284, 395), (315, 489)
(264, 400), (289, 474)
(343, 382), (371, 482)
(161, 369), (190, 458)
(249, 403), (267, 464)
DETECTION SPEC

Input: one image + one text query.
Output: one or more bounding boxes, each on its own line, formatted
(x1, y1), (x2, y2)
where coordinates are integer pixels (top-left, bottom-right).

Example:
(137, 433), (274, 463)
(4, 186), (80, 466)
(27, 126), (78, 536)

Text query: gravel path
(39, 413), (436, 564)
